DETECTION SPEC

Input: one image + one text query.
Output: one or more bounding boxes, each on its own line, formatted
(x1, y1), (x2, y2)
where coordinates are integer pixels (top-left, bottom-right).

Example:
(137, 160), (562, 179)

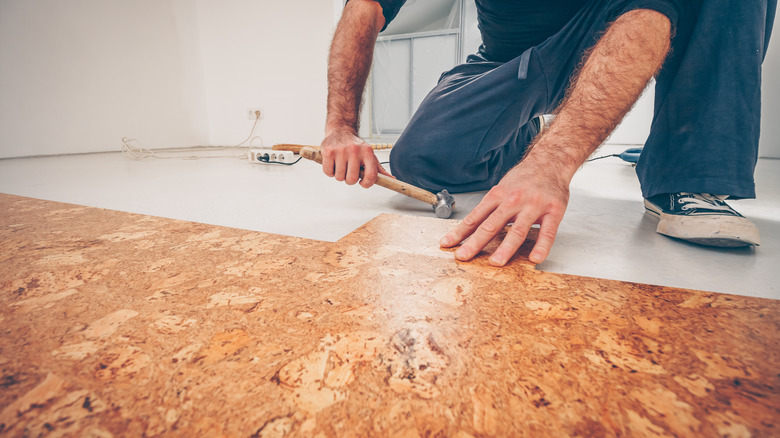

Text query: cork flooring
(1, 193), (778, 437)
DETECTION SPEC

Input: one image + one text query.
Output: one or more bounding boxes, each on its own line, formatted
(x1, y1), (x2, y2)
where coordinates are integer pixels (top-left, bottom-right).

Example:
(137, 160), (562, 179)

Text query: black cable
(585, 154), (620, 162)
(257, 156), (303, 166)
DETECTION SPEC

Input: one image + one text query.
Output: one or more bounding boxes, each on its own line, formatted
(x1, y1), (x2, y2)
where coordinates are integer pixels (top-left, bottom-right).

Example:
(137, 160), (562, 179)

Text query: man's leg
(390, 0), (683, 194)
(639, 0), (775, 246)
(638, 0), (777, 199)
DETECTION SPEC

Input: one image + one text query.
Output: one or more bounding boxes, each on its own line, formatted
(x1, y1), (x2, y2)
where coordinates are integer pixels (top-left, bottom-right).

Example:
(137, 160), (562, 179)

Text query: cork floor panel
(1, 193), (778, 437)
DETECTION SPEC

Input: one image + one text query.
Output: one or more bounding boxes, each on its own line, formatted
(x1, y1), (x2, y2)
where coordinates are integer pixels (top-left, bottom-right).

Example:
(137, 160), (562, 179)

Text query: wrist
(325, 122), (358, 138)
(522, 144), (579, 183)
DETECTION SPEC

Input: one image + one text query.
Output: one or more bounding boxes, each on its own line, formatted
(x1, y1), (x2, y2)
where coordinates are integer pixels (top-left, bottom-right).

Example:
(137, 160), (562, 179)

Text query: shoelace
(678, 193), (732, 211)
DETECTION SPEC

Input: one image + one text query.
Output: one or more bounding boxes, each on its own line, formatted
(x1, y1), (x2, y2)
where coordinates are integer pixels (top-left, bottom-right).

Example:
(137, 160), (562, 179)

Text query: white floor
(1, 145), (778, 300)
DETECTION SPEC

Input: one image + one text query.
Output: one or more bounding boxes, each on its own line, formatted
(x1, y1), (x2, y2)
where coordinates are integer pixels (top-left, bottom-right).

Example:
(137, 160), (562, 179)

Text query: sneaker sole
(643, 200), (761, 247)
(644, 200), (662, 219)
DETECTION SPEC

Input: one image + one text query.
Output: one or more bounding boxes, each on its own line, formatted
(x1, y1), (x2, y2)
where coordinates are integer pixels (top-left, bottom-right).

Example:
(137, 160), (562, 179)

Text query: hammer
(299, 146), (455, 219)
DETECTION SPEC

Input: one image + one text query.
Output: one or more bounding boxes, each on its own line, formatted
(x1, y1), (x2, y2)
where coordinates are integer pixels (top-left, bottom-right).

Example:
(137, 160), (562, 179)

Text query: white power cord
(121, 112), (264, 160)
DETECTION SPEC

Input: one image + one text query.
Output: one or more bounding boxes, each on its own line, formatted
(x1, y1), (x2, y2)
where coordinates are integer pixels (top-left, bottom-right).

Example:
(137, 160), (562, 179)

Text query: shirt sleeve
(345, 0), (408, 31)
(607, 0), (693, 32)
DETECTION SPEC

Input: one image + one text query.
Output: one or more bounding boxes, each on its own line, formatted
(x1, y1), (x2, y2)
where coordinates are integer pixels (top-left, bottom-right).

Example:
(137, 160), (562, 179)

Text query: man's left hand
(439, 156), (570, 266)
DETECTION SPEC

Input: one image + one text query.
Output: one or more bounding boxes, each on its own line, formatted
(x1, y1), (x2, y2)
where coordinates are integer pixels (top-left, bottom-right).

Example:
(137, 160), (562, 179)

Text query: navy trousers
(389, 0), (776, 199)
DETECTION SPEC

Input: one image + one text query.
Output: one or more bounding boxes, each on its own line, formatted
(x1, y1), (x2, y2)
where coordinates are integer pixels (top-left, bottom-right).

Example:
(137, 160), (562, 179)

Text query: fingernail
(440, 236), (452, 246)
(529, 253), (542, 263)
(455, 248), (467, 260)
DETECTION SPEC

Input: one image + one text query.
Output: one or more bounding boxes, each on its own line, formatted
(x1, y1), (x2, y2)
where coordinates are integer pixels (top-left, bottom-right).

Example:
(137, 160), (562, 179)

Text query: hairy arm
(440, 9), (672, 266)
(321, 0), (390, 188)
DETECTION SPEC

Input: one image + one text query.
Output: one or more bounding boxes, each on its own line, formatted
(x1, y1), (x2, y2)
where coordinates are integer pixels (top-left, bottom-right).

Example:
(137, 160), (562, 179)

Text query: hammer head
(433, 189), (455, 219)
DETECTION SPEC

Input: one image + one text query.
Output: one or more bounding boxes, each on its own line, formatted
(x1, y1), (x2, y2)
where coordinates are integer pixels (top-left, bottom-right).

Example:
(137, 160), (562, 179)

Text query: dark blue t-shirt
(473, 0), (588, 61)
(362, 0), (682, 62)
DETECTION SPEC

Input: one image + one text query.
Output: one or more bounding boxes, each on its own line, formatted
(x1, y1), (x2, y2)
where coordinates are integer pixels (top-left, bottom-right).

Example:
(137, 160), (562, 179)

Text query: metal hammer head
(433, 189), (455, 219)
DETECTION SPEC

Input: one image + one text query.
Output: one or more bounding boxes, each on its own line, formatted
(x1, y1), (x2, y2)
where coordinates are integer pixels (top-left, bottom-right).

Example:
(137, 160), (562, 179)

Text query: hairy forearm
(326, 0), (385, 135)
(523, 9), (672, 180)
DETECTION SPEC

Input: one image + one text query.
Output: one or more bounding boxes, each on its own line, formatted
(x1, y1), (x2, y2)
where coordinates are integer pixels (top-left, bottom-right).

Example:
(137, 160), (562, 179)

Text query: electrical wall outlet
(246, 108), (264, 120)
(248, 149), (295, 164)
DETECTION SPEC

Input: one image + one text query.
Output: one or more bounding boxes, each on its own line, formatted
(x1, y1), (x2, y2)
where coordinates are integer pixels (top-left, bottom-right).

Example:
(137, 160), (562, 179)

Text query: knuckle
(506, 191), (525, 206)
(460, 241), (480, 257)
(462, 214), (479, 227)
(479, 216), (503, 234)
(539, 227), (558, 241)
(507, 225), (528, 239)
(533, 239), (552, 253)
(485, 186), (506, 201)
(534, 245), (550, 256)
(447, 230), (464, 243)
(345, 143), (367, 157)
(362, 175), (377, 188)
(533, 239), (550, 250)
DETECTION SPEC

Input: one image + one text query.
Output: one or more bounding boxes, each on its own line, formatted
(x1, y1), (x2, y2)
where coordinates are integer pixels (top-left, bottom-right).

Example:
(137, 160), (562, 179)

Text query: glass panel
(372, 39), (411, 134)
(461, 0), (481, 60)
(411, 34), (458, 111)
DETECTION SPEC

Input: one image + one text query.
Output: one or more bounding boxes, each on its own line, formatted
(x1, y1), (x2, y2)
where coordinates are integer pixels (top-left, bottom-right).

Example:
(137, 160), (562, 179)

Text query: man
(320, 0), (775, 266)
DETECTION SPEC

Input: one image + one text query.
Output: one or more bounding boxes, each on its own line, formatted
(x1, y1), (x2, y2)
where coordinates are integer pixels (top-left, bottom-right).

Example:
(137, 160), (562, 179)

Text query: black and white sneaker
(644, 193), (761, 247)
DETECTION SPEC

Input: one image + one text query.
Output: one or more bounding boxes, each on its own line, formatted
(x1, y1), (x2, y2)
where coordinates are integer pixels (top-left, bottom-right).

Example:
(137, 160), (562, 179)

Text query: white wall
(0, 0), (210, 158)
(194, 0), (335, 147)
(0, 0), (336, 158)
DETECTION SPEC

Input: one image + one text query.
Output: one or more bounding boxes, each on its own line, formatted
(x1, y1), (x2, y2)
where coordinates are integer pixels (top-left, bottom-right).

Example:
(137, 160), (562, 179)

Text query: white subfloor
(1, 145), (778, 300)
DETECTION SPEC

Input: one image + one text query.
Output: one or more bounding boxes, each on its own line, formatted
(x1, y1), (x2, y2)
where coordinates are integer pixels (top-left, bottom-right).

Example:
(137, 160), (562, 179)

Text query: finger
(321, 151), (335, 178)
(439, 198), (498, 248)
(377, 164), (394, 178)
(359, 160), (378, 188)
(489, 217), (534, 266)
(345, 155), (361, 185)
(333, 154), (347, 182)
(454, 205), (515, 261)
(528, 213), (562, 264)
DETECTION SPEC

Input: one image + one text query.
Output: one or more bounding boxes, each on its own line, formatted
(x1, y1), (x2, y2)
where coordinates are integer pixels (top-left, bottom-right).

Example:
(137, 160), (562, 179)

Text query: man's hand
(440, 9), (671, 267)
(439, 155), (569, 266)
(320, 129), (391, 188)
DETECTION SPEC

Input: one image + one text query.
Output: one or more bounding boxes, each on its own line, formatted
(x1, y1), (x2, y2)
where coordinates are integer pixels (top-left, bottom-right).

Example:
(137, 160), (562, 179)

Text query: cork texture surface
(1, 193), (778, 437)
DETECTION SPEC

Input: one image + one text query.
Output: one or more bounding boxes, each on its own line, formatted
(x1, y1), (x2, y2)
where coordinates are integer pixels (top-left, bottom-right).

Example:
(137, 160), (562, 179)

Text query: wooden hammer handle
(299, 147), (438, 206)
(275, 143), (393, 153)
(272, 144), (306, 154)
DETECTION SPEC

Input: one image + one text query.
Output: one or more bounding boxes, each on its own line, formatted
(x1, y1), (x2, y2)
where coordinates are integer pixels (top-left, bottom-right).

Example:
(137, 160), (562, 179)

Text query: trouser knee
(388, 141), (449, 192)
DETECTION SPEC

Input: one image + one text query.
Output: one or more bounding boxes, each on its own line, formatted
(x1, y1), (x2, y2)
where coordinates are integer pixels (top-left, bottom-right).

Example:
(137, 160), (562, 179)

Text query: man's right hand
(320, 129), (391, 188)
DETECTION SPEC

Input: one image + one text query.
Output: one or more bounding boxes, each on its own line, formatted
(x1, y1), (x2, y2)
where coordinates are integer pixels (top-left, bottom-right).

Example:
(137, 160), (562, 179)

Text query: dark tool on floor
(619, 147), (643, 163)
(299, 146), (455, 219)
